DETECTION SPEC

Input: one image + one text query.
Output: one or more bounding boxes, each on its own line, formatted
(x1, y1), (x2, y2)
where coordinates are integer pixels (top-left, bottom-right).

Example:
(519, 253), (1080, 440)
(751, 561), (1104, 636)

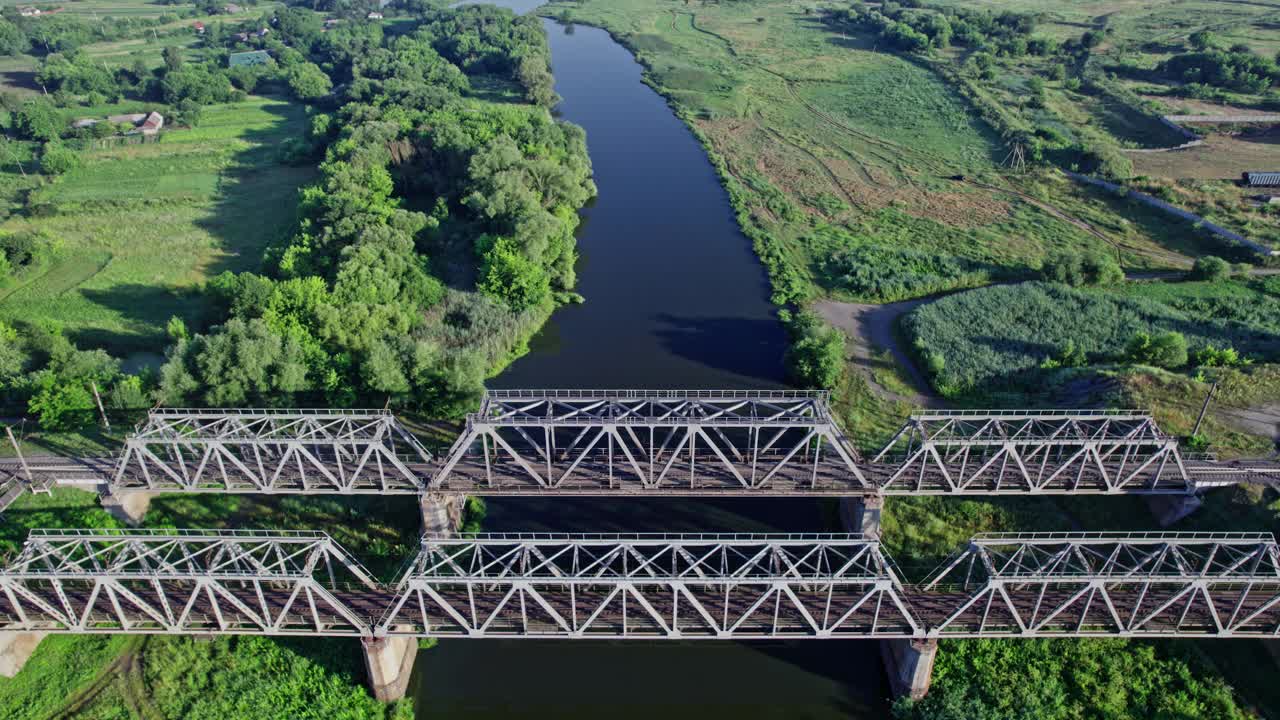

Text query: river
(411, 5), (888, 717)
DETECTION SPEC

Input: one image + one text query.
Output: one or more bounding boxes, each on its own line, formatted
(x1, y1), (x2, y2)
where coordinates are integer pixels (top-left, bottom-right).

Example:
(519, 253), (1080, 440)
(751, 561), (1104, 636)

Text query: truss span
(378, 533), (917, 638)
(430, 390), (869, 494)
(922, 532), (1280, 636)
(0, 529), (379, 636)
(5, 531), (1280, 640)
(112, 409), (434, 494)
(871, 411), (1193, 494)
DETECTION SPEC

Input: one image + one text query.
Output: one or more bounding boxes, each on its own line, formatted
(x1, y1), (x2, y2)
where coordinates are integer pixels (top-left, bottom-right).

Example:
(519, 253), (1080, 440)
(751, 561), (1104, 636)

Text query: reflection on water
(414, 3), (889, 718)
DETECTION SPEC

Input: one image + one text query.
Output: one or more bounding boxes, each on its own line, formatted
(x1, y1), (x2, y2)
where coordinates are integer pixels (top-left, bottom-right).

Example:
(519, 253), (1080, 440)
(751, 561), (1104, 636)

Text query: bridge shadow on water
(652, 314), (788, 387)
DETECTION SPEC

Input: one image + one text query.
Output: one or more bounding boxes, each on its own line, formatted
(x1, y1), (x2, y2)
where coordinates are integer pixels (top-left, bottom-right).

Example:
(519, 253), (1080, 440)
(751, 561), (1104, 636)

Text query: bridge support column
(362, 636), (416, 702)
(842, 495), (883, 539)
(1145, 493), (1202, 527)
(0, 632), (46, 678)
(881, 638), (937, 701)
(420, 493), (464, 537)
(101, 491), (152, 526)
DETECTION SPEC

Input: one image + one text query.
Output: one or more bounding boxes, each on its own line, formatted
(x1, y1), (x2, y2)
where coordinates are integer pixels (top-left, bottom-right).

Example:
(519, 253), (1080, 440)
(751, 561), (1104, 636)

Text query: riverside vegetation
(0, 1), (581, 717)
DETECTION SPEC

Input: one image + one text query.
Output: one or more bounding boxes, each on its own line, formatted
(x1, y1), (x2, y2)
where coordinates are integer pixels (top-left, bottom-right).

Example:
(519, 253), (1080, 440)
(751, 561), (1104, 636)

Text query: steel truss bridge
(3, 390), (1279, 509)
(3, 530), (1280, 640)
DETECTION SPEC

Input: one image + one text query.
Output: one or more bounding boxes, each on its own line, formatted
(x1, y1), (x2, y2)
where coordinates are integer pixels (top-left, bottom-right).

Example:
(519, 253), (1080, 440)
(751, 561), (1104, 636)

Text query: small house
(367, 11), (383, 19)
(1243, 172), (1280, 188)
(71, 118), (100, 129)
(18, 6), (40, 16)
(233, 32), (250, 42)
(324, 18), (341, 28)
(193, 21), (205, 33)
(106, 113), (147, 124)
(256, 27), (270, 37)
(138, 112), (164, 135)
(228, 50), (271, 67)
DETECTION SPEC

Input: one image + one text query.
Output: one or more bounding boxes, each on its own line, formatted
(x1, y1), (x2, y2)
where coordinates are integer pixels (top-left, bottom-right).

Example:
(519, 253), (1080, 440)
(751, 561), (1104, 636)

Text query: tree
(162, 45), (184, 73)
(1125, 330), (1188, 369)
(39, 142), (80, 175)
(286, 62), (332, 100)
(1041, 251), (1120, 286)
(1189, 255), (1231, 281)
(28, 371), (96, 430)
(476, 235), (550, 310)
(1189, 29), (1217, 50)
(786, 327), (845, 389)
(0, 18), (30, 56)
(13, 98), (64, 142)
(0, 137), (27, 178)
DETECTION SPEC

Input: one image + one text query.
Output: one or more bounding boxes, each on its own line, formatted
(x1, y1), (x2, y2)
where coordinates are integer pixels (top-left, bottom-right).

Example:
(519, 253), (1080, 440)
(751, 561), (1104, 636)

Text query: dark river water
(413, 6), (888, 717)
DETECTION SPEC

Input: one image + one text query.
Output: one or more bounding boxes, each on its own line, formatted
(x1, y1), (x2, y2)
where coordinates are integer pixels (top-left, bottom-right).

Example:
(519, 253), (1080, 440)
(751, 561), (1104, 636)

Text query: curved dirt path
(813, 298), (944, 408)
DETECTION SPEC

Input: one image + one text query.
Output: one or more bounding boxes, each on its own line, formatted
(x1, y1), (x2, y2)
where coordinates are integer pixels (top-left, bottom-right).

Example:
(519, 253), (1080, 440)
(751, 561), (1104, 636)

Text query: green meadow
(0, 96), (314, 356)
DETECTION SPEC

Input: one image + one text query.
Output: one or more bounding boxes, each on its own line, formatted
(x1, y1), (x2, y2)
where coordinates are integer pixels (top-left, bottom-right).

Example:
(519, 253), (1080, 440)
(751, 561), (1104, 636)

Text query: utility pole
(1192, 380), (1219, 437)
(90, 381), (111, 432)
(5, 425), (32, 484)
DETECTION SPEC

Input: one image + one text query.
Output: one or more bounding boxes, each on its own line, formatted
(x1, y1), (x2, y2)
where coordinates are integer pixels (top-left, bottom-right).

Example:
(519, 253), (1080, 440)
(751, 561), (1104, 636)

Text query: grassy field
(546, 0), (1206, 307)
(0, 95), (314, 356)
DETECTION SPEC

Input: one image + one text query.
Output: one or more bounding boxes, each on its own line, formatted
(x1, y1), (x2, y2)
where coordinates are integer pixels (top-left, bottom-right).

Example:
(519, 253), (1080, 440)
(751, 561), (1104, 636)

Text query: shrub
(822, 245), (986, 301)
(1189, 255), (1231, 281)
(39, 143), (80, 176)
(1124, 330), (1188, 368)
(786, 325), (845, 389)
(1040, 251), (1123, 286)
(1194, 344), (1247, 368)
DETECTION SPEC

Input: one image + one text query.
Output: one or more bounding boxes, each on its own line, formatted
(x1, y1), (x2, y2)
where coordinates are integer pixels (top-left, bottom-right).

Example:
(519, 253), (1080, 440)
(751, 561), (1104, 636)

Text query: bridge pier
(1146, 493), (1202, 527)
(420, 493), (464, 537)
(101, 491), (152, 526)
(881, 638), (937, 701)
(841, 495), (883, 538)
(0, 632), (46, 678)
(362, 636), (416, 702)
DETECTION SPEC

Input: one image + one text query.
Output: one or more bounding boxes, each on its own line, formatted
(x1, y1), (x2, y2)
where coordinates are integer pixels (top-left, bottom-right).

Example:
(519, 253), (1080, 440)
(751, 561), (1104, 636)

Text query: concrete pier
(362, 636), (416, 702)
(840, 495), (883, 539)
(1146, 493), (1203, 527)
(881, 638), (938, 701)
(0, 632), (46, 678)
(101, 491), (152, 526)
(419, 493), (465, 537)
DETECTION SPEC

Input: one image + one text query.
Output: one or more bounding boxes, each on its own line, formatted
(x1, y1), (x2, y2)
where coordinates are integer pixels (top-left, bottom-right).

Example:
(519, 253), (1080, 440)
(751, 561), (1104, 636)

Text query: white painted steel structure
(5, 531), (1280, 640)
(5, 392), (1279, 507)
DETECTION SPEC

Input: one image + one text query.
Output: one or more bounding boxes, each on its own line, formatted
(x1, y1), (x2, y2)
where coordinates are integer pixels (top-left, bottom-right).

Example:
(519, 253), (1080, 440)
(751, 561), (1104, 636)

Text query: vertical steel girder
(377, 534), (917, 638)
(429, 390), (869, 494)
(921, 532), (1280, 636)
(112, 409), (433, 493)
(0, 529), (378, 635)
(871, 410), (1193, 494)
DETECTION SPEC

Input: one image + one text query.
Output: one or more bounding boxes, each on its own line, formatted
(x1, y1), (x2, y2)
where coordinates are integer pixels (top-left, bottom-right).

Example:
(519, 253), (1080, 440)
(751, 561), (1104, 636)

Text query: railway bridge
(2, 529), (1279, 699)
(4, 391), (1278, 519)
(4, 390), (1280, 699)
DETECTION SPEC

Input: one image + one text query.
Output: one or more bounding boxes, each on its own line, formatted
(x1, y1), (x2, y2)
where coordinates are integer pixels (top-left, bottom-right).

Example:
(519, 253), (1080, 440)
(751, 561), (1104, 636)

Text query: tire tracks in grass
(47, 637), (160, 720)
(762, 126), (863, 212)
(956, 176), (1194, 268)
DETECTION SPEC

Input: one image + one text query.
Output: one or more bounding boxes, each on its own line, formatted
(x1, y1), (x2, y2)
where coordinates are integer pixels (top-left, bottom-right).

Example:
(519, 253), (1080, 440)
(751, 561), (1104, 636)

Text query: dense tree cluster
(1159, 46), (1280, 94)
(829, 2), (1040, 55)
(0, 9), (185, 56)
(159, 6), (594, 413)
